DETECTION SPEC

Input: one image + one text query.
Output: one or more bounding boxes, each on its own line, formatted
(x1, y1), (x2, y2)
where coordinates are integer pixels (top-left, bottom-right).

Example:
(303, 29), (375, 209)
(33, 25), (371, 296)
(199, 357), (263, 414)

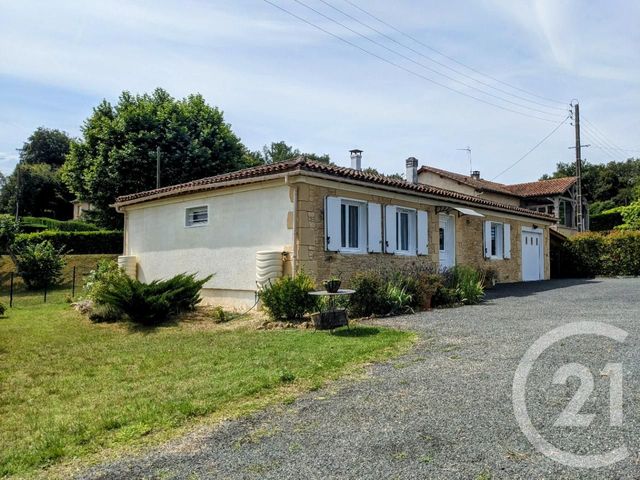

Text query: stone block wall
(290, 181), (550, 287)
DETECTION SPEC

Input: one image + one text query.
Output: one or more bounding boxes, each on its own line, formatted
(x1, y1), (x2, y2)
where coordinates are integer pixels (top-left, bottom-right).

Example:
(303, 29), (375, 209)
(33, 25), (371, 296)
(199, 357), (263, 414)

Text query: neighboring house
(71, 199), (93, 220)
(114, 155), (555, 309)
(418, 165), (588, 237)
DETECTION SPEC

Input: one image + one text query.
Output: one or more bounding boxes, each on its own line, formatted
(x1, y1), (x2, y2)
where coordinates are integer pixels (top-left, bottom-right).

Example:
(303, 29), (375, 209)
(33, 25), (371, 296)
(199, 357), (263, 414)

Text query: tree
(541, 158), (640, 213)
(0, 163), (73, 219)
(20, 127), (71, 167)
(247, 141), (331, 165)
(362, 167), (404, 181)
(62, 89), (251, 228)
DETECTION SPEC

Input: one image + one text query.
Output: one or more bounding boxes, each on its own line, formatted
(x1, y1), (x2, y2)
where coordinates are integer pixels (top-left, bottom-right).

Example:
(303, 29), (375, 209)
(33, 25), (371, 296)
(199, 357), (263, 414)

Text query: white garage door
(521, 229), (543, 281)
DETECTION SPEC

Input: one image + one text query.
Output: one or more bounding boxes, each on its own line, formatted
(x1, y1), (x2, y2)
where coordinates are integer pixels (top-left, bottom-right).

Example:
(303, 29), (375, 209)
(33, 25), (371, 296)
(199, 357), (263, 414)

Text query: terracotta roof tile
(418, 165), (516, 196)
(503, 177), (577, 197)
(115, 158), (555, 221)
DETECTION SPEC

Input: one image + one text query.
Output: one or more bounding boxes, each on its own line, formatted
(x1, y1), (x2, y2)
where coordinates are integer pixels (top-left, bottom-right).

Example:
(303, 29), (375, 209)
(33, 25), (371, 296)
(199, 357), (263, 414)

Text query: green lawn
(0, 291), (414, 477)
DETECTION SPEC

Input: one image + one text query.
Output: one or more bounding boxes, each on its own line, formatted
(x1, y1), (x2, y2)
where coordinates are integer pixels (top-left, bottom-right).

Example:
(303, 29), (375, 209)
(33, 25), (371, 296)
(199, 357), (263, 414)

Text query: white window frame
(489, 221), (504, 259)
(339, 199), (368, 254)
(394, 207), (417, 256)
(185, 205), (209, 228)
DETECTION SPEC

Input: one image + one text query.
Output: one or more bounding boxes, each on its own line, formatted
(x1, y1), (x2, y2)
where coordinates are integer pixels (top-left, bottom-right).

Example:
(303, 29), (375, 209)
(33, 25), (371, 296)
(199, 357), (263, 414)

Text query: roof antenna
(457, 146), (472, 175)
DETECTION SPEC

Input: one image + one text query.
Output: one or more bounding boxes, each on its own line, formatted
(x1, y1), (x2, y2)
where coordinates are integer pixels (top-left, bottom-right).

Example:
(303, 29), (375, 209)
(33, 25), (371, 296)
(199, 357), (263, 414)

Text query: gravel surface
(80, 278), (640, 479)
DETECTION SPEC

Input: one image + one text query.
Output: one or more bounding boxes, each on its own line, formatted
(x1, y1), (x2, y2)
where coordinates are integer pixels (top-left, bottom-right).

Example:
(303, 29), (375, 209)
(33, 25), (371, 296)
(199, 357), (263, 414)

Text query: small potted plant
(323, 275), (341, 293)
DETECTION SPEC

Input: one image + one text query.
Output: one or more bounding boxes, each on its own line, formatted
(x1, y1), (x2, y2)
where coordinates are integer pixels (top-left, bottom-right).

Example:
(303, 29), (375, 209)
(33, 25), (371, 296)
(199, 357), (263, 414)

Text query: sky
(0, 0), (638, 183)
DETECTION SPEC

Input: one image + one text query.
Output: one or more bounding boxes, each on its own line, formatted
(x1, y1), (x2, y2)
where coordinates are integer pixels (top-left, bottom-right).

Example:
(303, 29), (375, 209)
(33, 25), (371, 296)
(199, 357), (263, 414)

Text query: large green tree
(0, 163), (72, 218)
(541, 157), (640, 213)
(62, 89), (251, 228)
(20, 127), (71, 167)
(0, 127), (73, 219)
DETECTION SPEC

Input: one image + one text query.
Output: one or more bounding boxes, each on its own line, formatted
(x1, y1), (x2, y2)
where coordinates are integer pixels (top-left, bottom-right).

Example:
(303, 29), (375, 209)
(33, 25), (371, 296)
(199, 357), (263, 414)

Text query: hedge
(589, 211), (622, 232)
(559, 230), (640, 277)
(0, 214), (99, 232)
(14, 231), (123, 255)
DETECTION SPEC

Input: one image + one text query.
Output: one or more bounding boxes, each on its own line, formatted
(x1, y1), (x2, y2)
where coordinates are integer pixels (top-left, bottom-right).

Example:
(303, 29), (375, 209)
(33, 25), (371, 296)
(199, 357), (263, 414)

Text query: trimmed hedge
(560, 231), (640, 277)
(14, 231), (123, 255)
(590, 211), (622, 232)
(0, 214), (99, 232)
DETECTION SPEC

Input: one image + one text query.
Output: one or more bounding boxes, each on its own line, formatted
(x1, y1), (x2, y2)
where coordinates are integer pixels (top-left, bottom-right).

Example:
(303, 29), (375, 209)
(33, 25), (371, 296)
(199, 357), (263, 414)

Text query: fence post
(9, 272), (14, 308)
(72, 266), (76, 298)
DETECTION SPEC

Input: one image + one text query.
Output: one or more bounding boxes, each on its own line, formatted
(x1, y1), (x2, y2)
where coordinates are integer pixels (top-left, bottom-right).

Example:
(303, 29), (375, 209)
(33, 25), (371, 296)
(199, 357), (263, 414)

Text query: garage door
(522, 229), (543, 281)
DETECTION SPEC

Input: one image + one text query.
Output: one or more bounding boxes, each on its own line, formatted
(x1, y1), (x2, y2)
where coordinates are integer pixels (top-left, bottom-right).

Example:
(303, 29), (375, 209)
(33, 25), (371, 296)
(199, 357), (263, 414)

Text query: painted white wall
(125, 184), (292, 305)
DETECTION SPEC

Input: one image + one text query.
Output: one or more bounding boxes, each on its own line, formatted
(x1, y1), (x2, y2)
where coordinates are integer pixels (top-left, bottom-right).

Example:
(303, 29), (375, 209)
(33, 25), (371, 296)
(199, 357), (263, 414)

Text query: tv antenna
(457, 146), (472, 174)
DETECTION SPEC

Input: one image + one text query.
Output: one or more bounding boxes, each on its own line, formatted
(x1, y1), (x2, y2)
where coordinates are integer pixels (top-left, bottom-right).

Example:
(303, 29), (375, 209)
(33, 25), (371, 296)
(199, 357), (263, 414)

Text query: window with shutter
(185, 206), (208, 227)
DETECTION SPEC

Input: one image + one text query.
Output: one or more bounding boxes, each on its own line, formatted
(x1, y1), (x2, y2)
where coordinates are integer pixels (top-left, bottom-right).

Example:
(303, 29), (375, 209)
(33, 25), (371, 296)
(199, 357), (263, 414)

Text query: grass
(0, 290), (414, 478)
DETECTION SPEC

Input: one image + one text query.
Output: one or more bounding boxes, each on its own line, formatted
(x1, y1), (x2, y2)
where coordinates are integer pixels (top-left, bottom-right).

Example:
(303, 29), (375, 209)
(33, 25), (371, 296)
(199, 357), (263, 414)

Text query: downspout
(285, 174), (297, 275)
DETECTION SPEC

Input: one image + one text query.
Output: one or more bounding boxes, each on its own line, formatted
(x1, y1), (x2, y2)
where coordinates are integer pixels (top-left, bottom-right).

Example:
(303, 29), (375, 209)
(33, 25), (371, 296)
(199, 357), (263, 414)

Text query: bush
(94, 273), (212, 325)
(258, 272), (318, 321)
(349, 271), (384, 317)
(415, 273), (442, 310)
(14, 230), (123, 254)
(88, 303), (123, 323)
(15, 240), (66, 290)
(82, 260), (128, 300)
(380, 282), (414, 315)
(616, 202), (640, 231)
(601, 230), (640, 276)
(20, 216), (99, 232)
(0, 301), (6, 316)
(563, 232), (606, 277)
(451, 265), (485, 305)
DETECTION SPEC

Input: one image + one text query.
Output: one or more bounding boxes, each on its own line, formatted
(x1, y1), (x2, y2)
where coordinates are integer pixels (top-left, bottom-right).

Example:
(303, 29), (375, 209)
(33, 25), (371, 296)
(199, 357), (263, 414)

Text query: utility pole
(14, 148), (22, 222)
(574, 103), (583, 231)
(156, 146), (161, 189)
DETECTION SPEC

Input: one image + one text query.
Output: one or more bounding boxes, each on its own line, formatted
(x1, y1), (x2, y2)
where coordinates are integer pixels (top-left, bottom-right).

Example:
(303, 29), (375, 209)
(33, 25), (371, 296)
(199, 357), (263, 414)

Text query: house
(71, 199), (93, 220)
(418, 165), (588, 237)
(113, 154), (555, 309)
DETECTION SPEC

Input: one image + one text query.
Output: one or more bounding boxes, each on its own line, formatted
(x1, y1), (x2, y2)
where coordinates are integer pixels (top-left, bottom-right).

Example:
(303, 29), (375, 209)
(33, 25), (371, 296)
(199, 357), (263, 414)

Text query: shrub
(258, 272), (318, 321)
(432, 286), (461, 307)
(563, 232), (606, 277)
(415, 273), (442, 310)
(0, 301), (6, 316)
(601, 230), (640, 276)
(14, 231), (123, 255)
(349, 271), (384, 317)
(15, 240), (66, 290)
(95, 273), (212, 325)
(88, 303), (123, 323)
(451, 265), (485, 305)
(380, 282), (414, 315)
(20, 216), (99, 232)
(82, 260), (128, 300)
(616, 202), (640, 231)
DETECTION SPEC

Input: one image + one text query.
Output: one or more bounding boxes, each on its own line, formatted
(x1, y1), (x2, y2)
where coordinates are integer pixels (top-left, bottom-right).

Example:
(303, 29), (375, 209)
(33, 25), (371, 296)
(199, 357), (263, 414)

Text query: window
(340, 201), (365, 250)
(490, 222), (504, 258)
(395, 208), (416, 254)
(185, 206), (208, 227)
(439, 227), (445, 251)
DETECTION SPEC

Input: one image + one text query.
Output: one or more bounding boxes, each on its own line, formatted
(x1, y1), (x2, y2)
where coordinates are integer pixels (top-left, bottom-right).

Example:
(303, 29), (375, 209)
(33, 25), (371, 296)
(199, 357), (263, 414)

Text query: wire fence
(5, 266), (96, 307)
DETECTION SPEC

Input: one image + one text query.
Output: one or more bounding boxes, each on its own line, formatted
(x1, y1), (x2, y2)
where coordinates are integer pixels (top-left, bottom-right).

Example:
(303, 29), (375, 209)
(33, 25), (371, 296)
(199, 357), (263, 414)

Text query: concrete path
(81, 279), (640, 479)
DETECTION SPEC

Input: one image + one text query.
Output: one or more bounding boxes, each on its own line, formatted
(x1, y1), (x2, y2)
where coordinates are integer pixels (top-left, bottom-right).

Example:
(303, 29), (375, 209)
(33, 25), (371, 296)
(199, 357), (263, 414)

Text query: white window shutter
(503, 223), (511, 259)
(385, 205), (397, 253)
(417, 210), (428, 255)
(325, 196), (341, 252)
(367, 203), (382, 253)
(483, 221), (492, 258)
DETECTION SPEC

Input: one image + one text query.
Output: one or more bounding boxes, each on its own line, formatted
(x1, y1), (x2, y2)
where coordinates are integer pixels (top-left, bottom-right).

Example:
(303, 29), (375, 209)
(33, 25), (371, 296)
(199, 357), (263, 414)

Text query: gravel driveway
(81, 278), (640, 479)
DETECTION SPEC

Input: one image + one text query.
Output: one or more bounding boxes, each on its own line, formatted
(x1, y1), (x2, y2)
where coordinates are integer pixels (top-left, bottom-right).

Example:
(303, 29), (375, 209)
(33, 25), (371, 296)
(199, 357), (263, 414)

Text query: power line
(582, 116), (640, 156)
(580, 123), (626, 161)
(317, 0), (567, 115)
(263, 0), (564, 123)
(292, 0), (564, 119)
(341, 0), (568, 107)
(491, 115), (571, 180)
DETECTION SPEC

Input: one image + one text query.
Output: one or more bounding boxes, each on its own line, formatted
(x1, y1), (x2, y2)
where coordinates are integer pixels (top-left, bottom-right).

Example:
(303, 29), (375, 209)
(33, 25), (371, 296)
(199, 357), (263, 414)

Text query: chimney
(350, 149), (363, 171)
(406, 157), (418, 183)
(471, 170), (481, 180)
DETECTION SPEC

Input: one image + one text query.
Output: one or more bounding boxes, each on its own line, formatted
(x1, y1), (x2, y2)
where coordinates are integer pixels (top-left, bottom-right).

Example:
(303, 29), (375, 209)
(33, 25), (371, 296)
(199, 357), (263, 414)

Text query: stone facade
(290, 179), (550, 286)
